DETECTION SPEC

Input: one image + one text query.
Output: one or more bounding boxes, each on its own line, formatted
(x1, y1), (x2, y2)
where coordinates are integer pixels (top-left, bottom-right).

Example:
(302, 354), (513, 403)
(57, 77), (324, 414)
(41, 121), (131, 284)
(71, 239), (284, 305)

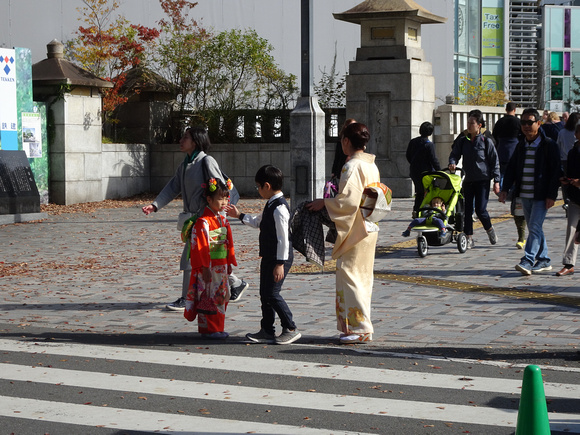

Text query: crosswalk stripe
(1, 362), (523, 428)
(0, 339), (577, 399)
(2, 339), (579, 432)
(0, 395), (367, 434)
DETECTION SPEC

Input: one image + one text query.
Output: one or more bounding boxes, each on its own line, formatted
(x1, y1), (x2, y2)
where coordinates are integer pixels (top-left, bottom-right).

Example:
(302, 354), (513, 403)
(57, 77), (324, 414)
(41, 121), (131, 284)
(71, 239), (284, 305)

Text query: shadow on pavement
(3, 329), (578, 364)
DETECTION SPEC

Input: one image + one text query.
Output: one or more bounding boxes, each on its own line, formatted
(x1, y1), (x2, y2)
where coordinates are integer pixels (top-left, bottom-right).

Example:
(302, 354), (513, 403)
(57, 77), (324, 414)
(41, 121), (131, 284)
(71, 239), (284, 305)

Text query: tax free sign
(482, 8), (503, 57)
(0, 48), (18, 151)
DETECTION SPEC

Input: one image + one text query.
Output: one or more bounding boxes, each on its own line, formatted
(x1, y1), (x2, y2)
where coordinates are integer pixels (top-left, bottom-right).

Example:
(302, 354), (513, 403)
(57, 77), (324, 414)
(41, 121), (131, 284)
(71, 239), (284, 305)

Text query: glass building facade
(544, 5), (580, 110)
(454, 0), (505, 100)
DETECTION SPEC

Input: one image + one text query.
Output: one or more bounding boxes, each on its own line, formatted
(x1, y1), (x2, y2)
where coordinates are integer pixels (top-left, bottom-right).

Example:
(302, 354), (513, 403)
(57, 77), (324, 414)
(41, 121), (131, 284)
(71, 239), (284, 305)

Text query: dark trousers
(259, 254), (296, 335)
(463, 180), (492, 236)
(412, 176), (425, 213)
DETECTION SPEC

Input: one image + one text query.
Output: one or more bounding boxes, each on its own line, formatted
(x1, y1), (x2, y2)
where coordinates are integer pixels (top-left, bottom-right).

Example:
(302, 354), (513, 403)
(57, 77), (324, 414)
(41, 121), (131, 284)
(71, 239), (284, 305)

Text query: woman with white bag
(307, 123), (383, 344)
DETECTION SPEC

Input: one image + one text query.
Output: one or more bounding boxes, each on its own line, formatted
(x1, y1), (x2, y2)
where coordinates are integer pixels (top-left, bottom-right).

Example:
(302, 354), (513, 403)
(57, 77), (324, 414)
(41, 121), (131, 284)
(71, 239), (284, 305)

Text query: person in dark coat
(540, 112), (564, 141)
(499, 108), (562, 276)
(492, 101), (526, 249)
(449, 111), (500, 249)
(556, 123), (580, 276)
(406, 121), (440, 215)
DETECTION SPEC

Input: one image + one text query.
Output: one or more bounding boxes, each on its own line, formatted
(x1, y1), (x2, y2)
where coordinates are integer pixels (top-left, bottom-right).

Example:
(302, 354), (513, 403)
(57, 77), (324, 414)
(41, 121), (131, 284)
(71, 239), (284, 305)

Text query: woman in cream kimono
(307, 123), (380, 344)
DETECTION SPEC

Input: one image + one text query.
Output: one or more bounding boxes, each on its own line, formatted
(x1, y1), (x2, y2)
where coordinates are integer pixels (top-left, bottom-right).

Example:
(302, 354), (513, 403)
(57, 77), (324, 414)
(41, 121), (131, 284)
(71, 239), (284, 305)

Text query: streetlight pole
(300, 0), (312, 97)
(290, 0), (326, 207)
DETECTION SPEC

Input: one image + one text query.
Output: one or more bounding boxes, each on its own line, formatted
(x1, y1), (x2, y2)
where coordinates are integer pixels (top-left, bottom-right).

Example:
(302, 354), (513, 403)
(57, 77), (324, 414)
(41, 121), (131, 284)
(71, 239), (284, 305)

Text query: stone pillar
(290, 96), (326, 207)
(32, 40), (113, 205)
(47, 89), (105, 205)
(334, 0), (446, 197)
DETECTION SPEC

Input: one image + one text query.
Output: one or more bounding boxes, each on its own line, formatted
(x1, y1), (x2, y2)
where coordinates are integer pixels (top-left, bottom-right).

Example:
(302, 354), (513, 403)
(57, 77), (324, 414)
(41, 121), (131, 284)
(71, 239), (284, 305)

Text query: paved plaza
(1, 195), (578, 351)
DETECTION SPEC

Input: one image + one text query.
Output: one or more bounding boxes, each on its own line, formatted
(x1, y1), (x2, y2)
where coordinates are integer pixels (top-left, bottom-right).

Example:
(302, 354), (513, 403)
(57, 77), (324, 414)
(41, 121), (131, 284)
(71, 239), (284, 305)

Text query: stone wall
(433, 104), (524, 167)
(102, 143), (150, 199)
(103, 141), (340, 200)
(96, 104), (528, 202)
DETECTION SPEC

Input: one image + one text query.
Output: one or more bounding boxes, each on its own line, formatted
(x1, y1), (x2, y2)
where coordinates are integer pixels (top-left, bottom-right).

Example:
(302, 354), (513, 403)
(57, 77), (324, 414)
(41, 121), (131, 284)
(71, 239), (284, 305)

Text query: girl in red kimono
(184, 178), (237, 339)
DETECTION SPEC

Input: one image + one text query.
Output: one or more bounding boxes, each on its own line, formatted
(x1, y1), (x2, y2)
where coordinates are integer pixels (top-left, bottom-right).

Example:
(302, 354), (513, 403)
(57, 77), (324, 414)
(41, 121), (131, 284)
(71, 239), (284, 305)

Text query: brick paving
(0, 194), (578, 350)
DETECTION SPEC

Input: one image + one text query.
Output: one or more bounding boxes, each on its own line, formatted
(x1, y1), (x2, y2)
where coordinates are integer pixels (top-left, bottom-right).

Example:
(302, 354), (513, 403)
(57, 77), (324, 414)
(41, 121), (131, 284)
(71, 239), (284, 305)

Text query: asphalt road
(1, 195), (579, 433)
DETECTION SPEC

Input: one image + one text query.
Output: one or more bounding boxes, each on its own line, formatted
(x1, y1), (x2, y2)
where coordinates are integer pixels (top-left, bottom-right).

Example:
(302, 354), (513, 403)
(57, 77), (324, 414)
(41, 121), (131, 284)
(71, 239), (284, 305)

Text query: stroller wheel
(417, 235), (428, 257)
(457, 232), (468, 253)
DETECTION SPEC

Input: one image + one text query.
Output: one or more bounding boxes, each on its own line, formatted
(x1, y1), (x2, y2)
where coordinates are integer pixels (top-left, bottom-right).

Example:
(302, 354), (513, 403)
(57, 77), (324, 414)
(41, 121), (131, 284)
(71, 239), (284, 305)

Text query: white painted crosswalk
(0, 339), (578, 434)
(0, 396), (349, 434)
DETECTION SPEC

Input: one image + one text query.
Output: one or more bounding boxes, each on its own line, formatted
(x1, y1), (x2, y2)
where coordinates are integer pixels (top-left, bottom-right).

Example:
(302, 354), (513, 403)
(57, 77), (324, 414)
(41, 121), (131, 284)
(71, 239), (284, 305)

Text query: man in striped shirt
(499, 108), (562, 275)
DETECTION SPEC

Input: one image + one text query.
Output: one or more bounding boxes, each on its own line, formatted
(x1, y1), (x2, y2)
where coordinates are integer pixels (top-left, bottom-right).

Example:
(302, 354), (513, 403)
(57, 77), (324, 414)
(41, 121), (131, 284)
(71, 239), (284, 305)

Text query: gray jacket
(152, 151), (224, 215)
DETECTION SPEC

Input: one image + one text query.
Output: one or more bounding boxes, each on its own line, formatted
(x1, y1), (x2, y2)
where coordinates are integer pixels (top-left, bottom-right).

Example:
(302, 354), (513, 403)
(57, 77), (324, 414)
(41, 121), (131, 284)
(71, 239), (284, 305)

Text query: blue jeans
(520, 198), (550, 266)
(463, 180), (492, 236)
(259, 256), (296, 335)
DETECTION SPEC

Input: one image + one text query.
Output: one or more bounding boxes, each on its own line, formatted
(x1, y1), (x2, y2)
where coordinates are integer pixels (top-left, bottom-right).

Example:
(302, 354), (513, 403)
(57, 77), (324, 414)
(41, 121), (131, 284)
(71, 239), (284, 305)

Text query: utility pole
(290, 0), (325, 207)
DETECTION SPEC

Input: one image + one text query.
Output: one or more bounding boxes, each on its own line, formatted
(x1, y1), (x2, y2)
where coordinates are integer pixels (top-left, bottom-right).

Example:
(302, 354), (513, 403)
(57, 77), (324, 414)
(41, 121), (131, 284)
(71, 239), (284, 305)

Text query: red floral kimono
(184, 207), (236, 333)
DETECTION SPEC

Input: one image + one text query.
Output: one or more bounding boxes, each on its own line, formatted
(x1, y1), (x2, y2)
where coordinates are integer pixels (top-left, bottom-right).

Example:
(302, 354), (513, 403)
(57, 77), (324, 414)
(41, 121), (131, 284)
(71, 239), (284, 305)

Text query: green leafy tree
(156, 0), (210, 116)
(66, 0), (159, 123)
(183, 28), (298, 141)
(191, 29), (297, 113)
(457, 76), (507, 107)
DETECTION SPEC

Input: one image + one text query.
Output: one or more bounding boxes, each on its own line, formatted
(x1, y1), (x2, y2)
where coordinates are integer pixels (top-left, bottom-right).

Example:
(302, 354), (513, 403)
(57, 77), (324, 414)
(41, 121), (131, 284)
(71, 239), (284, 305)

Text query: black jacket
(541, 122), (563, 141)
(501, 129), (561, 201)
(492, 115), (521, 164)
(448, 132), (500, 183)
(406, 136), (440, 180)
(566, 142), (580, 206)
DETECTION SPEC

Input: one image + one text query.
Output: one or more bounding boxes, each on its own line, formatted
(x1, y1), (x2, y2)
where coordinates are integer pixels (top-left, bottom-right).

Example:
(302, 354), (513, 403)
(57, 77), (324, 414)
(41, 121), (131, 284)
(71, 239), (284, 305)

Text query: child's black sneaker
(401, 229), (410, 237)
(246, 329), (275, 344)
(166, 297), (186, 311)
(230, 280), (248, 302)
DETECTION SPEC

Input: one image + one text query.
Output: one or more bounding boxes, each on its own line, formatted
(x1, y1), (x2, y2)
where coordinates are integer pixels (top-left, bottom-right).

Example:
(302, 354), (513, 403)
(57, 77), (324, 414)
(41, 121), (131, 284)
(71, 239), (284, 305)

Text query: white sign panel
(0, 48), (17, 150)
(22, 112), (43, 158)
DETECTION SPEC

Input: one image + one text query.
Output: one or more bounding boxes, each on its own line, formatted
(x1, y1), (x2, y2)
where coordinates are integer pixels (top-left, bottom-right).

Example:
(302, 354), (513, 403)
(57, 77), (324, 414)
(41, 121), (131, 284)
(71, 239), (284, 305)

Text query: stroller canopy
(420, 171), (463, 219)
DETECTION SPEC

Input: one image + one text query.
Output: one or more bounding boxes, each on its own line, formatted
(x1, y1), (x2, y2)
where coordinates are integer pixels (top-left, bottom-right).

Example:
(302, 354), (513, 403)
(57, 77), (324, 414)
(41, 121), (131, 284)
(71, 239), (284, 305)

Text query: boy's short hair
(419, 121), (434, 137)
(431, 197), (444, 206)
(255, 165), (283, 191)
(468, 110), (485, 128)
(506, 102), (516, 112)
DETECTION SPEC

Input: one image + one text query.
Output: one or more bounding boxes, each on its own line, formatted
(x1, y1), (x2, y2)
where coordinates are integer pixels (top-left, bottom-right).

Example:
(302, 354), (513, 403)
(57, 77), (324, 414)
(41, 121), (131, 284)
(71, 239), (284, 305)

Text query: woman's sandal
(339, 333), (372, 344)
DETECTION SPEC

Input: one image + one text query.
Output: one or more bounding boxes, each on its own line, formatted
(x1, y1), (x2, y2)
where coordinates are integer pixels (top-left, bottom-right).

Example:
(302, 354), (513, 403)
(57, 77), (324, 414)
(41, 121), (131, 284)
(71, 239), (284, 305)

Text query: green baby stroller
(412, 169), (467, 257)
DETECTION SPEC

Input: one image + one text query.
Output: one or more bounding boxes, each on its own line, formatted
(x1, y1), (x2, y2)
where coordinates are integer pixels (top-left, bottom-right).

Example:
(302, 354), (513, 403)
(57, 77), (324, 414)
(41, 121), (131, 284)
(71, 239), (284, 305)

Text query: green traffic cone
(515, 364), (551, 435)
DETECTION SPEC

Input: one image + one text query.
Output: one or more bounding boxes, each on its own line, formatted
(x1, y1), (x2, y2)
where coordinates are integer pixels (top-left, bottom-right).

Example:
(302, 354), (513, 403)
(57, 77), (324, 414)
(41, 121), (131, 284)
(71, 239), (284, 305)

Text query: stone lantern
(32, 39), (113, 205)
(334, 0), (446, 196)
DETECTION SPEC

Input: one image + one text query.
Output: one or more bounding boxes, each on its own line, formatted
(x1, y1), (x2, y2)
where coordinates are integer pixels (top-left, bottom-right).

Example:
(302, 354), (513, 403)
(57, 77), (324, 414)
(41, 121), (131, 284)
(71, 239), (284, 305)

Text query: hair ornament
(226, 178), (233, 190)
(208, 178), (217, 192)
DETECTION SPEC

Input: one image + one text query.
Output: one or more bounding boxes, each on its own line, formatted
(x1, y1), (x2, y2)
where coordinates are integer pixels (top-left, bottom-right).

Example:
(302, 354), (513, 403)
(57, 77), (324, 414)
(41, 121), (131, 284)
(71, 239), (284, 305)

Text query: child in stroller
(402, 197), (447, 237)
(405, 170), (468, 257)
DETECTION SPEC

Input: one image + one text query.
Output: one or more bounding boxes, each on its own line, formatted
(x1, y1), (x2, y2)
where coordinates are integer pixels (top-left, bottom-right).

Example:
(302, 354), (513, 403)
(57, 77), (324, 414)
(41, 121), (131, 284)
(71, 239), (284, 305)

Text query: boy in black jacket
(226, 165), (301, 345)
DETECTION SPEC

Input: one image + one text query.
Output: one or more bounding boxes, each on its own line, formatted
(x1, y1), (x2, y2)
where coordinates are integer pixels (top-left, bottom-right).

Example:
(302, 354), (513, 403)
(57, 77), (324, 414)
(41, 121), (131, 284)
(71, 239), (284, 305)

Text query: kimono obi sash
(209, 227), (228, 260)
